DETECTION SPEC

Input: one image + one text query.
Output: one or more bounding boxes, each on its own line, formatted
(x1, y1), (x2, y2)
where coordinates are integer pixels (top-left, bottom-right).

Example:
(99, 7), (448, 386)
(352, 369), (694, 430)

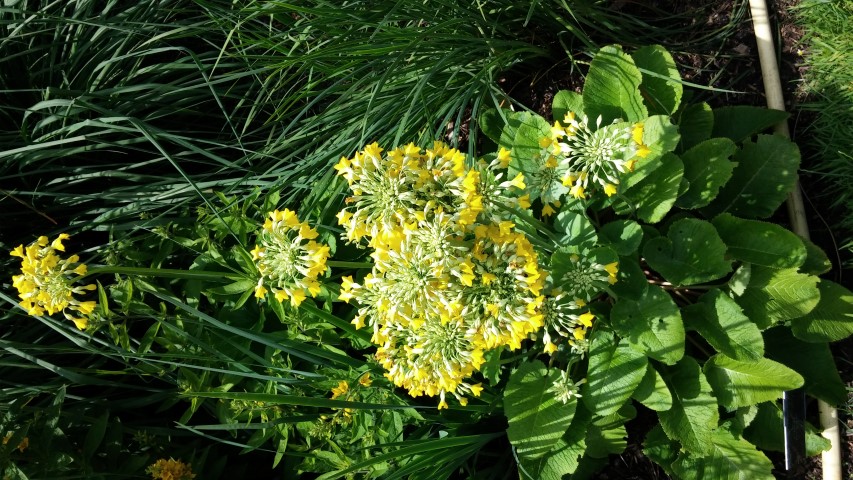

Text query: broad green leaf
(675, 138), (737, 209)
(583, 45), (647, 124)
(620, 115), (680, 191)
(632, 363), (673, 411)
(743, 402), (832, 457)
(610, 285), (684, 365)
(658, 357), (719, 455)
(791, 280), (853, 343)
(509, 112), (553, 177)
(598, 220), (642, 255)
(633, 45), (682, 115)
(764, 327), (847, 405)
(730, 405), (759, 435)
(684, 289), (764, 361)
(479, 108), (507, 143)
(799, 237), (832, 275)
(520, 404), (590, 479)
(552, 90), (584, 123)
(643, 218), (732, 286)
(643, 425), (679, 477)
(711, 106), (790, 143)
(623, 152), (683, 223)
(584, 422), (628, 459)
(499, 110), (527, 152)
(554, 210), (597, 249)
(712, 213), (806, 268)
(703, 354), (803, 409)
(207, 277), (256, 296)
(734, 266), (820, 329)
(609, 255), (649, 301)
(505, 360), (576, 460)
(676, 102), (714, 151)
(672, 426), (775, 480)
(520, 432), (585, 480)
(582, 331), (647, 416)
(585, 404), (635, 458)
(703, 134), (801, 219)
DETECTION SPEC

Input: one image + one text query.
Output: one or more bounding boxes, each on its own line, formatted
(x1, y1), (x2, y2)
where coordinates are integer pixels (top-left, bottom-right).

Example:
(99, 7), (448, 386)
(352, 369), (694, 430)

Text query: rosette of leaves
(482, 45), (853, 479)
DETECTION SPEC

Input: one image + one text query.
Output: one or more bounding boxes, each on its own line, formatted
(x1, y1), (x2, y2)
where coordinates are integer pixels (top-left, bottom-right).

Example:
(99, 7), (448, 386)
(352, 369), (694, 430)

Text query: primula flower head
(253, 209), (329, 307)
(551, 113), (642, 199)
(10, 234), (96, 330)
(146, 458), (196, 480)
(337, 142), (549, 408)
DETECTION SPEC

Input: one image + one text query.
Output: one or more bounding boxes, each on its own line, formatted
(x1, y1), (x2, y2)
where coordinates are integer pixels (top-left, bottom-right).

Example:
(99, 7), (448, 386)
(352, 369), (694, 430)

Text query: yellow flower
(497, 148), (512, 169)
(543, 341), (558, 354)
(603, 183), (618, 197)
(509, 172), (526, 190)
(359, 372), (372, 387)
(331, 380), (349, 399)
(542, 203), (556, 217)
(2, 433), (28, 453)
(253, 210), (329, 307)
(146, 458), (196, 480)
(10, 234), (96, 329)
(517, 194), (532, 209)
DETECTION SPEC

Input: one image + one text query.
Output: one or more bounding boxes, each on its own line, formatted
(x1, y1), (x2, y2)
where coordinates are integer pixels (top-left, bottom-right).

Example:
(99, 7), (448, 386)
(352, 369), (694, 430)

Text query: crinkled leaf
(554, 210), (597, 249)
(791, 280), (853, 343)
(610, 284), (684, 365)
(633, 45), (682, 115)
(799, 237), (832, 275)
(734, 266), (820, 329)
(621, 115), (681, 193)
(505, 360), (576, 460)
(743, 401), (832, 457)
(582, 331), (648, 417)
(672, 426), (775, 480)
(676, 102), (714, 151)
(711, 106), (790, 143)
(585, 404), (635, 458)
(609, 255), (649, 301)
(583, 45), (647, 124)
(703, 134), (801, 219)
(623, 152), (683, 223)
(703, 354), (803, 409)
(598, 220), (643, 255)
(643, 425), (679, 477)
(552, 90), (584, 123)
(675, 138), (737, 209)
(684, 289), (763, 361)
(764, 327), (847, 406)
(519, 405), (589, 480)
(712, 213), (806, 268)
(508, 112), (553, 176)
(643, 218), (732, 286)
(479, 108), (507, 144)
(658, 357), (719, 455)
(632, 363), (673, 411)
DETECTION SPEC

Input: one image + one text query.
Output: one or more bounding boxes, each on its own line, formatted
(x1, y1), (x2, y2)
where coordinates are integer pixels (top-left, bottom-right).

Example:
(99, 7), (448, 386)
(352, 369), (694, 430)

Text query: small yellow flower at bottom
(146, 458), (195, 480)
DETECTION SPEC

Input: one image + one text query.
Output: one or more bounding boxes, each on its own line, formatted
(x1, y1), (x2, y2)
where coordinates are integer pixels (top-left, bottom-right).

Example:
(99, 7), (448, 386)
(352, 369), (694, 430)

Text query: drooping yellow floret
(10, 234), (96, 329)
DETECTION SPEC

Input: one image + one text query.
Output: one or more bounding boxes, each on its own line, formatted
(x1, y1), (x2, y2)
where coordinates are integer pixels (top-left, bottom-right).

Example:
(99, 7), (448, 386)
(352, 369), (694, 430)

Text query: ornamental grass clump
(10, 234), (96, 330)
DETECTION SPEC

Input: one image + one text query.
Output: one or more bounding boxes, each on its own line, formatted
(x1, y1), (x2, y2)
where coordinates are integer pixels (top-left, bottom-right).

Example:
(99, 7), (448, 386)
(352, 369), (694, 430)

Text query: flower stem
(81, 266), (241, 283)
(326, 261), (373, 269)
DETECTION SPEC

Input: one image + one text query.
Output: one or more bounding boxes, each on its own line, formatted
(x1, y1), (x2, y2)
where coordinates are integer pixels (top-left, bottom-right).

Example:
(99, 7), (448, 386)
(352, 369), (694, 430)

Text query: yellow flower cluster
(251, 209), (330, 307)
(10, 234), (96, 330)
(527, 112), (649, 203)
(146, 458), (196, 480)
(335, 142), (541, 408)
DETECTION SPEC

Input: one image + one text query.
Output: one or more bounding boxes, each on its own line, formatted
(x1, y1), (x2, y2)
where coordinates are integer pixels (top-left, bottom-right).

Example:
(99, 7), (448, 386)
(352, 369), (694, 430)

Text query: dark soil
(499, 0), (853, 479)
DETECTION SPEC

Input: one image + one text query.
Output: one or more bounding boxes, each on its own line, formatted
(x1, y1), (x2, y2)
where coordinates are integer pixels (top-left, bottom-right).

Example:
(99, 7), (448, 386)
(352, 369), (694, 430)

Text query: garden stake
(749, 0), (843, 478)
